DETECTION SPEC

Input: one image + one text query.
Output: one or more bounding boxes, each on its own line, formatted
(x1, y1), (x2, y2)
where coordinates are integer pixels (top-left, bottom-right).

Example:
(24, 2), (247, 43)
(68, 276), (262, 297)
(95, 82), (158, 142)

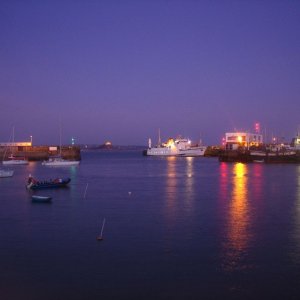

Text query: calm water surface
(1, 150), (300, 299)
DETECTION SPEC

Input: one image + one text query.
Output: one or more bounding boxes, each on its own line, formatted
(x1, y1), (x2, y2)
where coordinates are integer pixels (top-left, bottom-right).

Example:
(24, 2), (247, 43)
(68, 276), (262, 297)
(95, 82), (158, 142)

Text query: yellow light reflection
(186, 156), (193, 178)
(223, 162), (250, 271)
(184, 157), (195, 214)
(165, 156), (177, 222)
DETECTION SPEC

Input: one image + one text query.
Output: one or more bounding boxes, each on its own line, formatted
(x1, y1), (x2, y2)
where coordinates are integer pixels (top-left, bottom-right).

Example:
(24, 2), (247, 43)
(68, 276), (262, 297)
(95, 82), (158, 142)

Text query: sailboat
(2, 127), (29, 165)
(42, 124), (80, 166)
(2, 154), (28, 165)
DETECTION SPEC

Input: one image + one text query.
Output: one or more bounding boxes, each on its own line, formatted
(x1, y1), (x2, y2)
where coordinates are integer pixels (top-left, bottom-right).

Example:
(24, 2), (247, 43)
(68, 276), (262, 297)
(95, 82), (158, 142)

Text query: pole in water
(83, 183), (89, 198)
(97, 218), (106, 241)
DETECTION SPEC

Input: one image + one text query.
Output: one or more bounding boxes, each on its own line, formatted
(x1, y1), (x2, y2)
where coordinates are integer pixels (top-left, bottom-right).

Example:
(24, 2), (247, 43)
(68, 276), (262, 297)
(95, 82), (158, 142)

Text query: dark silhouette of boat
(31, 195), (52, 202)
(26, 175), (71, 190)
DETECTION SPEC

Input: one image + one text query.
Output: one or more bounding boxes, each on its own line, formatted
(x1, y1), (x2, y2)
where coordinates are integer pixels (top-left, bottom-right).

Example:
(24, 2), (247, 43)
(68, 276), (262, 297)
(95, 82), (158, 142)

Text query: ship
(144, 137), (206, 157)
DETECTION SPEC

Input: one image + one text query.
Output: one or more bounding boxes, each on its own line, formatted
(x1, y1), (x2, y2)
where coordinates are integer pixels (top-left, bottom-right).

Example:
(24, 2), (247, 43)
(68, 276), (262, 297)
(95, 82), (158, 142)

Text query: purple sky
(1, 1), (299, 146)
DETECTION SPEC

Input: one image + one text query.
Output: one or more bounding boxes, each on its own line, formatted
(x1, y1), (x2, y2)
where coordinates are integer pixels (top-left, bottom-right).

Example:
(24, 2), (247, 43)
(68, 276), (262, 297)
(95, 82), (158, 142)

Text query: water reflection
(184, 157), (195, 214)
(164, 157), (196, 221)
(68, 165), (79, 197)
(219, 162), (229, 201)
(222, 163), (251, 271)
(252, 163), (263, 200)
(290, 165), (300, 264)
(164, 157), (178, 225)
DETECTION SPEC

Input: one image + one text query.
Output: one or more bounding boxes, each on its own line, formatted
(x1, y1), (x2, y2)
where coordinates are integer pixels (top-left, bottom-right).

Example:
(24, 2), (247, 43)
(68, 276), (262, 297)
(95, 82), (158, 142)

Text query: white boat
(145, 137), (206, 157)
(253, 159), (264, 163)
(42, 123), (80, 166)
(0, 169), (14, 178)
(2, 127), (29, 165)
(2, 155), (29, 165)
(42, 157), (80, 166)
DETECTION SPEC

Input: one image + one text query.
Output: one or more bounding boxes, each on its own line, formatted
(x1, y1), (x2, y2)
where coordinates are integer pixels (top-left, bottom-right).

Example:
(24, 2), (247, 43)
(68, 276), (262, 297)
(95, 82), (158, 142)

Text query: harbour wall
(0, 146), (81, 161)
(219, 149), (300, 163)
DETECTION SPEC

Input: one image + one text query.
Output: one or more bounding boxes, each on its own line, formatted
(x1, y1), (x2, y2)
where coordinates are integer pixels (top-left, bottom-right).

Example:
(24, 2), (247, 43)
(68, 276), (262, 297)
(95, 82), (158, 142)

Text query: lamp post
(30, 135), (33, 146)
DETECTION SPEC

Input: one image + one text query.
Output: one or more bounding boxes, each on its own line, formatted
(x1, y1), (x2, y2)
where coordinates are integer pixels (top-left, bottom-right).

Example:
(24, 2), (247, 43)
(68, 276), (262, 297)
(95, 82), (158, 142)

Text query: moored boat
(31, 195), (52, 203)
(42, 157), (80, 166)
(2, 155), (28, 165)
(26, 175), (71, 190)
(145, 137), (206, 157)
(42, 122), (80, 166)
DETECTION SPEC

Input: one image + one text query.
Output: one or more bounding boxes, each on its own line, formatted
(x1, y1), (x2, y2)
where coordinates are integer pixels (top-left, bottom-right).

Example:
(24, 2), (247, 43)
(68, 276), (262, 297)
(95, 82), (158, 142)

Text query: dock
(219, 149), (300, 163)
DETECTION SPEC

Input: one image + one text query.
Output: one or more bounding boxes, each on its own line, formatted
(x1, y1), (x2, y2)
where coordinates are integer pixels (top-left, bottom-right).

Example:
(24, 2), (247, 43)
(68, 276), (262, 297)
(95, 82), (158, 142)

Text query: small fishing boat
(32, 195), (52, 203)
(0, 169), (14, 178)
(26, 175), (71, 190)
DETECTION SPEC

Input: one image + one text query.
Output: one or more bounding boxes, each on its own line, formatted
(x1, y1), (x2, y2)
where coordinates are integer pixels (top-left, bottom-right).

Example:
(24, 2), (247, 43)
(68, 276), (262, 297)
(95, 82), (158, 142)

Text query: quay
(0, 145), (81, 161)
(219, 149), (300, 163)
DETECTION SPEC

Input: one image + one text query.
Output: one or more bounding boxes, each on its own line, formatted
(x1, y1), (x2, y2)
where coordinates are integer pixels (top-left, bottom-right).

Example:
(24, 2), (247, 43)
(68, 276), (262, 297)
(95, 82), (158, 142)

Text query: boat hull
(146, 147), (206, 157)
(0, 169), (14, 178)
(2, 160), (28, 165)
(42, 158), (80, 166)
(27, 178), (71, 190)
(32, 195), (52, 202)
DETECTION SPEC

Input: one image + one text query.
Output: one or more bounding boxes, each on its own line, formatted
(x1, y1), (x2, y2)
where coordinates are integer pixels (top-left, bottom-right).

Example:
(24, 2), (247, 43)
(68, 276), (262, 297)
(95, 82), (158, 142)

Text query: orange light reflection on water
(165, 157), (178, 224)
(229, 163), (249, 251)
(223, 162), (251, 271)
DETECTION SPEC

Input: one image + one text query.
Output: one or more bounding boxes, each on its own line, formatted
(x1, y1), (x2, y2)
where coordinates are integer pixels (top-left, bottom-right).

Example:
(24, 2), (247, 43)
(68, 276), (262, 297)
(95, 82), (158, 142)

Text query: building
(292, 135), (300, 150)
(99, 141), (113, 149)
(0, 142), (32, 147)
(225, 132), (263, 150)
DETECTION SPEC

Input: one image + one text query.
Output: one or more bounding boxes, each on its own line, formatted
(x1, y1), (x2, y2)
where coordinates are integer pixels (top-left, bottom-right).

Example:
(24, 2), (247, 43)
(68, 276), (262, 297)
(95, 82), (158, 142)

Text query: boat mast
(158, 128), (161, 145)
(59, 118), (62, 156)
(60, 124), (62, 156)
(11, 126), (15, 156)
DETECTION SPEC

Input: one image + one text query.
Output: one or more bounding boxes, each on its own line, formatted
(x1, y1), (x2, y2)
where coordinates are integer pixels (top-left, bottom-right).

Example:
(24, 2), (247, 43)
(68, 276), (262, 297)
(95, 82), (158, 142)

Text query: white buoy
(97, 218), (106, 241)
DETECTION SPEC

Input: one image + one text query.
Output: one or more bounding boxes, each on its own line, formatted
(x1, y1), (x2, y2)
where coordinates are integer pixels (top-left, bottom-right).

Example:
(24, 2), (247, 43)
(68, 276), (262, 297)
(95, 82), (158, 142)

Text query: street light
(30, 135), (33, 146)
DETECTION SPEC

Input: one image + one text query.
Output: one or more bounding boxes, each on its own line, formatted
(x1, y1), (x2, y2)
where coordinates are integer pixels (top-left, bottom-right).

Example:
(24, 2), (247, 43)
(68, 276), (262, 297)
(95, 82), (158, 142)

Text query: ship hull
(146, 147), (206, 157)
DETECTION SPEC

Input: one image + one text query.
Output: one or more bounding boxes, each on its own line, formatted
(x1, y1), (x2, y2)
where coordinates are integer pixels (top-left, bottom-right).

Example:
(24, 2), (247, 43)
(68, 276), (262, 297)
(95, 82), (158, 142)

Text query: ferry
(144, 137), (206, 157)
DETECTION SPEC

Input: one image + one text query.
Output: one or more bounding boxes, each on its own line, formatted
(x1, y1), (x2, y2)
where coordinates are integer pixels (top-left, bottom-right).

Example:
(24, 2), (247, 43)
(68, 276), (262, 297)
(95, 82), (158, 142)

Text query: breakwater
(0, 146), (81, 161)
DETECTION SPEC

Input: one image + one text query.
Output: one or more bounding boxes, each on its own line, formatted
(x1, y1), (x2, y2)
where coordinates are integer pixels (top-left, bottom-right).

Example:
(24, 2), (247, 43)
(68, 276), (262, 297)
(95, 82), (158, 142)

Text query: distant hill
(79, 144), (146, 151)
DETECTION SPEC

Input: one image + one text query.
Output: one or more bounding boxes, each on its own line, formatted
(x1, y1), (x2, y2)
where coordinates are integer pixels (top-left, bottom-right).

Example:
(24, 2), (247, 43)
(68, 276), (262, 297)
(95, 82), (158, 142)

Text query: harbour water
(1, 151), (300, 299)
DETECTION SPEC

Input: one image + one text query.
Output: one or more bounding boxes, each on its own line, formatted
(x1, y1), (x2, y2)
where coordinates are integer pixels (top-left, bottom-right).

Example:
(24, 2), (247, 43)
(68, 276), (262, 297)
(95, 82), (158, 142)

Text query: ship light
(237, 136), (242, 143)
(166, 138), (175, 148)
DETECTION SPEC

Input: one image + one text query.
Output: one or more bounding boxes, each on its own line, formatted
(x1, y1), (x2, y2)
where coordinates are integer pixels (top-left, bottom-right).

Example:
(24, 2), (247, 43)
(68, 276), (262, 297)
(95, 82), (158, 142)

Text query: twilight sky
(0, 1), (299, 146)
